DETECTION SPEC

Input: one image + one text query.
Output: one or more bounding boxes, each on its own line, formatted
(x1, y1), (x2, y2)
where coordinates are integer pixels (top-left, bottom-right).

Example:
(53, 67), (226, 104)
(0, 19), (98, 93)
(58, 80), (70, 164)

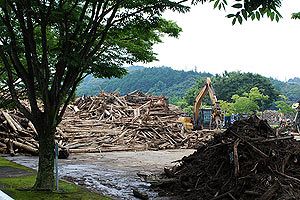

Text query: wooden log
(16, 138), (37, 149)
(104, 110), (111, 116)
(1, 110), (17, 132)
(231, 131), (269, 158)
(61, 128), (105, 133)
(10, 114), (24, 131)
(18, 130), (34, 138)
(274, 170), (300, 184)
(67, 142), (93, 149)
(0, 131), (15, 137)
(165, 133), (177, 144)
(114, 96), (127, 107)
(6, 139), (15, 156)
(111, 130), (130, 143)
(0, 142), (6, 148)
(56, 127), (68, 139)
(4, 138), (38, 155)
(233, 139), (240, 177)
(28, 121), (38, 136)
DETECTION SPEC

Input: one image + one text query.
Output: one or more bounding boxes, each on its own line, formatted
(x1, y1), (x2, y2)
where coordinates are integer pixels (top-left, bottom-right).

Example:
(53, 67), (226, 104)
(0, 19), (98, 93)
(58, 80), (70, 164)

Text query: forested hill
(76, 66), (212, 98)
(76, 66), (299, 103)
(270, 77), (300, 102)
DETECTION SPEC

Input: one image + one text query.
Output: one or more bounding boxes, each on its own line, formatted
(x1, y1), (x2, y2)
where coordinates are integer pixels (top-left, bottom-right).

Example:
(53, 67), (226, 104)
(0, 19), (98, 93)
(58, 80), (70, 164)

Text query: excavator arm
(193, 79), (209, 127)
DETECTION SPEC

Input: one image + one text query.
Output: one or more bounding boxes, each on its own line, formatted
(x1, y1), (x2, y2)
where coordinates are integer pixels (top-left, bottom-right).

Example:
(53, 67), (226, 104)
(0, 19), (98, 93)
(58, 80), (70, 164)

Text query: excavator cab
(195, 108), (213, 129)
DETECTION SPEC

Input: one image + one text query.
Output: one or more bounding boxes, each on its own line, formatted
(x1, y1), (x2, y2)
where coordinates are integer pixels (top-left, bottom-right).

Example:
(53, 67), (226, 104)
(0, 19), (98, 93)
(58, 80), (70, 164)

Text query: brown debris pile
(0, 91), (218, 156)
(153, 116), (300, 200)
(61, 92), (217, 153)
(0, 109), (69, 156)
(0, 109), (39, 155)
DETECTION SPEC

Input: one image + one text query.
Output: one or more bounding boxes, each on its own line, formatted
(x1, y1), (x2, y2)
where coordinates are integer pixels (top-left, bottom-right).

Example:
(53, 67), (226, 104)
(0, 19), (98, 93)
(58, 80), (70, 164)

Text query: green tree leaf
(241, 9), (248, 20)
(256, 11), (261, 20)
(232, 17), (237, 25)
(227, 14), (235, 18)
(232, 3), (243, 8)
(238, 15), (243, 24)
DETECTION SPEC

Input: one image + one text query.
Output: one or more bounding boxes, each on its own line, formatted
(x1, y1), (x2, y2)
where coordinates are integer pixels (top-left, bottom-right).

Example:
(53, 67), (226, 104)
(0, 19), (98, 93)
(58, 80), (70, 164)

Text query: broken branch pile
(0, 91), (219, 156)
(0, 109), (39, 155)
(153, 116), (300, 200)
(61, 91), (217, 153)
(0, 109), (68, 156)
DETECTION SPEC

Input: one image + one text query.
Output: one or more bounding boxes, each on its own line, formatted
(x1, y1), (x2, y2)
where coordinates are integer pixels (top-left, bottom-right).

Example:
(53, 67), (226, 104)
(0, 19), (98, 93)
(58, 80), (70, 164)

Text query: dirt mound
(153, 116), (300, 200)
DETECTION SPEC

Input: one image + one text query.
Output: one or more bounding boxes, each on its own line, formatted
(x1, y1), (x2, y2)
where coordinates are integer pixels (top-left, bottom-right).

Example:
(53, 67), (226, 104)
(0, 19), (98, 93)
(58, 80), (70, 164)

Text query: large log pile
(61, 91), (217, 153)
(152, 116), (300, 200)
(0, 92), (219, 155)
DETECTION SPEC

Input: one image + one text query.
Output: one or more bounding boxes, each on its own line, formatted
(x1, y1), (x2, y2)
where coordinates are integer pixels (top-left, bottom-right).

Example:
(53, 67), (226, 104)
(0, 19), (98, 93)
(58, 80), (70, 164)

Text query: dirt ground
(5, 149), (195, 200)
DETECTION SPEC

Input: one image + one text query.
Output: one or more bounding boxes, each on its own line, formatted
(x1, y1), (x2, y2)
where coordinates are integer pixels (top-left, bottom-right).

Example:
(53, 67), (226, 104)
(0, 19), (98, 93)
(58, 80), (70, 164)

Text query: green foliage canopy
(230, 87), (268, 114)
(270, 78), (300, 103)
(275, 95), (295, 115)
(231, 95), (259, 114)
(194, 0), (282, 25)
(212, 71), (279, 108)
(218, 87), (268, 115)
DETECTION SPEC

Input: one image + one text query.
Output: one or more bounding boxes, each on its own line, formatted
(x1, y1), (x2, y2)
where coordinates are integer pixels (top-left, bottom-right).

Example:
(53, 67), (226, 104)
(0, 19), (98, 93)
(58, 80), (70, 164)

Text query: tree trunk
(33, 123), (55, 191)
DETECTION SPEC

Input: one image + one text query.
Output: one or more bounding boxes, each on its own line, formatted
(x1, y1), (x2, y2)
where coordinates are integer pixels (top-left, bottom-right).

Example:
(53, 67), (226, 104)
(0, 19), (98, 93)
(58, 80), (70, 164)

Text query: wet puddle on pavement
(6, 149), (195, 200)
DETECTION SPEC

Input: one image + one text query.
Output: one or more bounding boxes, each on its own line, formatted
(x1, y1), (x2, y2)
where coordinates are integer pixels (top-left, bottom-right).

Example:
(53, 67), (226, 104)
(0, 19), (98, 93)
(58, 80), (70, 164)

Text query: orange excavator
(178, 77), (222, 130)
(193, 77), (222, 130)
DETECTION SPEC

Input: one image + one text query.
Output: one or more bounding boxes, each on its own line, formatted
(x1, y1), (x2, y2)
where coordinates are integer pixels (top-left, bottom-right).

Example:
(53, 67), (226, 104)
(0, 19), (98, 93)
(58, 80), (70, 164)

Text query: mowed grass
(0, 156), (33, 172)
(0, 156), (111, 200)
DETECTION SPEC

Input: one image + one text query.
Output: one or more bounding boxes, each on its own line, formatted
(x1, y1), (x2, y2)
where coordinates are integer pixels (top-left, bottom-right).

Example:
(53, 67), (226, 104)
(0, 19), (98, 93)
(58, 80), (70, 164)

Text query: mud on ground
(6, 149), (195, 200)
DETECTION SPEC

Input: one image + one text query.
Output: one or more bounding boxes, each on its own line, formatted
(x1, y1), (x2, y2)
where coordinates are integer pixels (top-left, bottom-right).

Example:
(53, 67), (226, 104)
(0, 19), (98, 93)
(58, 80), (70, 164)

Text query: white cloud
(142, 1), (300, 81)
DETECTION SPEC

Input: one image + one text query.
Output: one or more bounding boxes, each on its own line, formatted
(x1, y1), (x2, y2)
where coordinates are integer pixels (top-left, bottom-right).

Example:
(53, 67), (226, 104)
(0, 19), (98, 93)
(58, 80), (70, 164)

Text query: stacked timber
(0, 91), (220, 155)
(0, 109), (68, 156)
(60, 91), (218, 153)
(0, 110), (39, 155)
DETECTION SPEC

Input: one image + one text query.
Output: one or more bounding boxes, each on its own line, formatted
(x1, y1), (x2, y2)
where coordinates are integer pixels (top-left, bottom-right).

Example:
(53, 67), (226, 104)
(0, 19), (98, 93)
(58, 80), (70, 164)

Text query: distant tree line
(76, 67), (300, 115)
(76, 66), (212, 99)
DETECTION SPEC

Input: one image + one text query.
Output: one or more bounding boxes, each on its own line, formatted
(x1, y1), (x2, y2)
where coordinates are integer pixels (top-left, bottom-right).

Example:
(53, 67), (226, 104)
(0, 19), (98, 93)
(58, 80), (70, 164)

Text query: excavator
(193, 77), (222, 130)
(178, 77), (223, 130)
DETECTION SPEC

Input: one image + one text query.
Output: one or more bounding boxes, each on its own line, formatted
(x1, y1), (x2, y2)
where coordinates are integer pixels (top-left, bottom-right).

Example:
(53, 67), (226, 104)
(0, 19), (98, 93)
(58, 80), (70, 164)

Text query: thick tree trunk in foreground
(33, 123), (56, 190)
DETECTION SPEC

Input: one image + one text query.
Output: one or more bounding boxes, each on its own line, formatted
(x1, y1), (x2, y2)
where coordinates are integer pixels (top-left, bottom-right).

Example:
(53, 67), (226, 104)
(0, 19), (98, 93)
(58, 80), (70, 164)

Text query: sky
(141, 1), (300, 81)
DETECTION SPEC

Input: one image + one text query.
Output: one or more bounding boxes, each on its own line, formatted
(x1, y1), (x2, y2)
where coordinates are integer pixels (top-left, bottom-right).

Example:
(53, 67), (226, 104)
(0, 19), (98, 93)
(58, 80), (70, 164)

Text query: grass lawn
(0, 156), (111, 200)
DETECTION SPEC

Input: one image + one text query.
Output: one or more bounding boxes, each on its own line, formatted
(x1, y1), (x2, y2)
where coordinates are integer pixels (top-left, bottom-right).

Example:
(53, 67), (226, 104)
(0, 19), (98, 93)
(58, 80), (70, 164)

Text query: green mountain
(270, 78), (300, 103)
(288, 77), (300, 85)
(76, 66), (212, 99)
(77, 66), (299, 104)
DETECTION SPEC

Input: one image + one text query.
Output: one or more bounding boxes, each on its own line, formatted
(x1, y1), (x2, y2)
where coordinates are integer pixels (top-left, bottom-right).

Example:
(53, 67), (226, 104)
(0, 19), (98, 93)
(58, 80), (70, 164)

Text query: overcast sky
(141, 1), (300, 81)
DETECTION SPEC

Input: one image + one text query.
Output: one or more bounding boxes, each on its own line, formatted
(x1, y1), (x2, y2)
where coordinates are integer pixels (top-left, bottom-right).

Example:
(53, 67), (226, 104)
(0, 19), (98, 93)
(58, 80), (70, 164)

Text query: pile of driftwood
(0, 109), (39, 155)
(0, 91), (219, 156)
(152, 116), (300, 200)
(60, 91), (217, 153)
(0, 109), (69, 156)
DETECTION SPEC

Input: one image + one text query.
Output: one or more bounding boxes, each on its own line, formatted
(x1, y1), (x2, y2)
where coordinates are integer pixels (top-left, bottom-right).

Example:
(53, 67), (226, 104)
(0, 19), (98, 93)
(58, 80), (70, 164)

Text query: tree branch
(0, 46), (33, 121)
